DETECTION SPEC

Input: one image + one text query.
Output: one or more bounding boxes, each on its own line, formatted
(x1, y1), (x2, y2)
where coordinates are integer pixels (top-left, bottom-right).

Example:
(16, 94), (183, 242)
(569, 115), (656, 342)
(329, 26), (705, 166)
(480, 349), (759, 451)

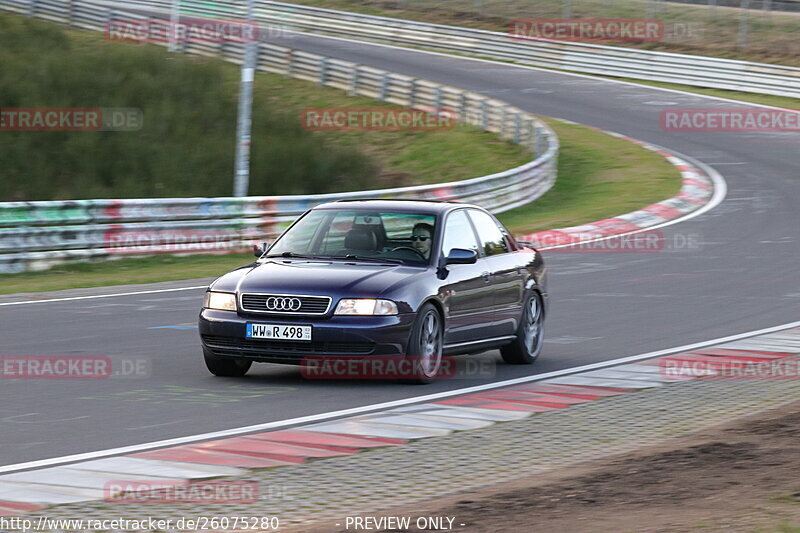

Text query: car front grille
(201, 335), (375, 357)
(240, 293), (331, 315)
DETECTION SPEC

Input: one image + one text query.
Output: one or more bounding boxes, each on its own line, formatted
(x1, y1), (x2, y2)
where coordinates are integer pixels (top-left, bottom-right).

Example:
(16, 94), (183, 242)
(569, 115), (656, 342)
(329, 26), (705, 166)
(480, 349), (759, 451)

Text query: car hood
(210, 259), (423, 297)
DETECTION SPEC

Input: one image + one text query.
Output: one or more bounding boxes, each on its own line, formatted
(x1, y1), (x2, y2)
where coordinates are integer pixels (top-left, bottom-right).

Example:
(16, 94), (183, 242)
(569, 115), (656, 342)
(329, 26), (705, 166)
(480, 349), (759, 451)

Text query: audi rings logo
(265, 297), (302, 312)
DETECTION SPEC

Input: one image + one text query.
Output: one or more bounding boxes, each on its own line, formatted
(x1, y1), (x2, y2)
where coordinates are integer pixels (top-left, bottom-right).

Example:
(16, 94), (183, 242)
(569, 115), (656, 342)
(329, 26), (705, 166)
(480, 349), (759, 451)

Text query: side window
(468, 210), (509, 256)
(441, 210), (479, 257)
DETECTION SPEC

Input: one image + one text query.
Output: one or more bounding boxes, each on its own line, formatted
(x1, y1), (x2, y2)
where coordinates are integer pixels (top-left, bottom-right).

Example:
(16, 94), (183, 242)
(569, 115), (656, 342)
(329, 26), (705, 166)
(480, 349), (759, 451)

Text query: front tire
(501, 291), (544, 365)
(402, 303), (443, 384)
(203, 349), (252, 377)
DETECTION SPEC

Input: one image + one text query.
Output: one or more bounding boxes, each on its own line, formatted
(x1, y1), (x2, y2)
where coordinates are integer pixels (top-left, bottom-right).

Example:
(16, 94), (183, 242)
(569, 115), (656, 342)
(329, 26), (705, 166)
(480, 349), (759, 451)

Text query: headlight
(204, 291), (237, 311)
(334, 298), (398, 316)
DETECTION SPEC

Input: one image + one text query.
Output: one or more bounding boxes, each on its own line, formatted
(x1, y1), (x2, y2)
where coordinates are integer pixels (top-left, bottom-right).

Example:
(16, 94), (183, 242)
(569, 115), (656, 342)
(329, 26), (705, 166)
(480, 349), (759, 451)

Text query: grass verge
(0, 119), (681, 295)
(496, 118), (679, 235)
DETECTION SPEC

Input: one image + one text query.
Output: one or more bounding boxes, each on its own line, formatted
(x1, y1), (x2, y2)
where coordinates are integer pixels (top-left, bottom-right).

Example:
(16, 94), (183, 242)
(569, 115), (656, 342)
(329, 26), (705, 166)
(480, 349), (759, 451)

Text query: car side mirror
(445, 248), (478, 265)
(253, 242), (270, 258)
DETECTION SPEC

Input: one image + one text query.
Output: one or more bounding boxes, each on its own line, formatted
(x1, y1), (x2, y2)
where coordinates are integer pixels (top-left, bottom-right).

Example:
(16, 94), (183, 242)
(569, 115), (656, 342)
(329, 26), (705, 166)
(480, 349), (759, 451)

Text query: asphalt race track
(1, 28), (798, 468)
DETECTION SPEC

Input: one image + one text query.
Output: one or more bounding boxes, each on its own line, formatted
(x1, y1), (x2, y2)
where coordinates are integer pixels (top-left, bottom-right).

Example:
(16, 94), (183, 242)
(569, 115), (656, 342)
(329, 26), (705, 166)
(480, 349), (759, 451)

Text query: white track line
(0, 286), (208, 307)
(2, 319), (799, 475)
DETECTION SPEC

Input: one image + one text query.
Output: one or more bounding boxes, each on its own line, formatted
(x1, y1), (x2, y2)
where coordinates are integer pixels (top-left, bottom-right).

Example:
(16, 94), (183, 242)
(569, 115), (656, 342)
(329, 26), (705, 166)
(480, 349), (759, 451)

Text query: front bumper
(199, 309), (416, 364)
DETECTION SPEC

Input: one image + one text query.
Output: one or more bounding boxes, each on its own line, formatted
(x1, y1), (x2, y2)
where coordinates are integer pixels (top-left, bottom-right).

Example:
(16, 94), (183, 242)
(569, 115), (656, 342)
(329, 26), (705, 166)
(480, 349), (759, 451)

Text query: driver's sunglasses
(410, 235), (430, 242)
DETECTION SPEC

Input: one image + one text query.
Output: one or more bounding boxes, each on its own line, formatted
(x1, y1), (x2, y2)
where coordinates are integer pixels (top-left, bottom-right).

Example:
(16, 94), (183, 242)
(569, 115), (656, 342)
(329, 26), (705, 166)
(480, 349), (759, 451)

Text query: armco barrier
(9, 0), (799, 98)
(0, 0), (558, 274)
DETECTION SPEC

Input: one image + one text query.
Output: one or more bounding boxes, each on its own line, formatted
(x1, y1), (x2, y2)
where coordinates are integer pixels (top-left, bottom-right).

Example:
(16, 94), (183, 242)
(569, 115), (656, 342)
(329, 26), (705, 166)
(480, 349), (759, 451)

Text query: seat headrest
(344, 227), (378, 250)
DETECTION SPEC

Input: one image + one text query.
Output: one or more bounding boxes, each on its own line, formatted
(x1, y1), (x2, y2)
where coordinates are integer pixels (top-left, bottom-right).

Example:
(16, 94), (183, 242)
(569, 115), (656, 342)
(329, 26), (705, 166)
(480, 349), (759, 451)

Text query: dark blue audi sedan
(199, 199), (547, 383)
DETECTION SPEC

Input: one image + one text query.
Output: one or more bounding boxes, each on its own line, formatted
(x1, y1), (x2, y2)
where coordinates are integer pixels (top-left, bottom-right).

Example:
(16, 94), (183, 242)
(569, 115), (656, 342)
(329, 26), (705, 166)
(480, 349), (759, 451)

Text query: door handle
(482, 271), (492, 282)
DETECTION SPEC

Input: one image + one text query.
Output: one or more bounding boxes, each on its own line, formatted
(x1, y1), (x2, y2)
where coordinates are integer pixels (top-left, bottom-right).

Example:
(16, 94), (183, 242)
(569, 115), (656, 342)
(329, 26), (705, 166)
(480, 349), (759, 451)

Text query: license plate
(246, 323), (312, 341)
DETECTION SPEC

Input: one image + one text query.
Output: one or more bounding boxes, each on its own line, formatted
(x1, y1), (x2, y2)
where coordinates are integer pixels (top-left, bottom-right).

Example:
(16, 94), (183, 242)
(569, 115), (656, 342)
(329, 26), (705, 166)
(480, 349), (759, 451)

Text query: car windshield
(266, 209), (437, 265)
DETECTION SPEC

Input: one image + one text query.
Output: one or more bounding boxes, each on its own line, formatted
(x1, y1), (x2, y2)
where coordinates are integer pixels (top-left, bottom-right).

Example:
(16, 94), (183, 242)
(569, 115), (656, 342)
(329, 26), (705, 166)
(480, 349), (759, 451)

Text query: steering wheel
(390, 246), (426, 260)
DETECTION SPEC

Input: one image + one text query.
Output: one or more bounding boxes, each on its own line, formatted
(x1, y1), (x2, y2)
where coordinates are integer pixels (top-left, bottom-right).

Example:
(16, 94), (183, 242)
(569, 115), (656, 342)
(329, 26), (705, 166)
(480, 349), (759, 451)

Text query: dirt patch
(299, 399), (800, 532)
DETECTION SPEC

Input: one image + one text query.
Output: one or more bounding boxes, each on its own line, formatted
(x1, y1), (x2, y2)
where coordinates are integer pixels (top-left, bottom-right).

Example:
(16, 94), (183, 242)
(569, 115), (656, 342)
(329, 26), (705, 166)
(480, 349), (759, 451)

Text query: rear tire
(401, 303), (443, 384)
(203, 349), (252, 377)
(501, 291), (544, 365)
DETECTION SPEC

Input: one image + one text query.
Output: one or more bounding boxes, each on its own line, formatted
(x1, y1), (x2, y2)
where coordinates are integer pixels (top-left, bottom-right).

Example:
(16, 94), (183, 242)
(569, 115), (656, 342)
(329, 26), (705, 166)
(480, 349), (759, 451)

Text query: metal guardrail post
(319, 58), (329, 86)
(168, 0), (180, 53)
(481, 99), (488, 130)
(526, 118), (534, 151)
(379, 72), (389, 102)
(146, 12), (154, 44)
(434, 86), (443, 111)
(409, 79), (416, 107)
(285, 49), (293, 75)
(514, 114), (521, 145)
(535, 125), (544, 157)
(349, 65), (360, 96)
(27, 0), (36, 17)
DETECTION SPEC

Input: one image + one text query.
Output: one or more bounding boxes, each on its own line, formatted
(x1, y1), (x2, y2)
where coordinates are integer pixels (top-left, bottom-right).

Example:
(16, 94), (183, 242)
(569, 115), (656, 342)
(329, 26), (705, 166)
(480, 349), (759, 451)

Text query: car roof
(313, 199), (479, 215)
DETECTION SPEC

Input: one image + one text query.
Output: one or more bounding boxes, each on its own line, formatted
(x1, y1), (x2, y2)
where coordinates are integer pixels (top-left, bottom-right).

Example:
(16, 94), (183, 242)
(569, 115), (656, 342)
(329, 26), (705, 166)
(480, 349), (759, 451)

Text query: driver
(410, 222), (434, 260)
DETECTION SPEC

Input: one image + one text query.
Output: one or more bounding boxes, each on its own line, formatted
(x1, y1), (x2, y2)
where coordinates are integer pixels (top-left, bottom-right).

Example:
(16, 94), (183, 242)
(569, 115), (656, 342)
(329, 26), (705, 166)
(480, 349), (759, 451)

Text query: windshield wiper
(263, 251), (322, 260)
(330, 254), (405, 264)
